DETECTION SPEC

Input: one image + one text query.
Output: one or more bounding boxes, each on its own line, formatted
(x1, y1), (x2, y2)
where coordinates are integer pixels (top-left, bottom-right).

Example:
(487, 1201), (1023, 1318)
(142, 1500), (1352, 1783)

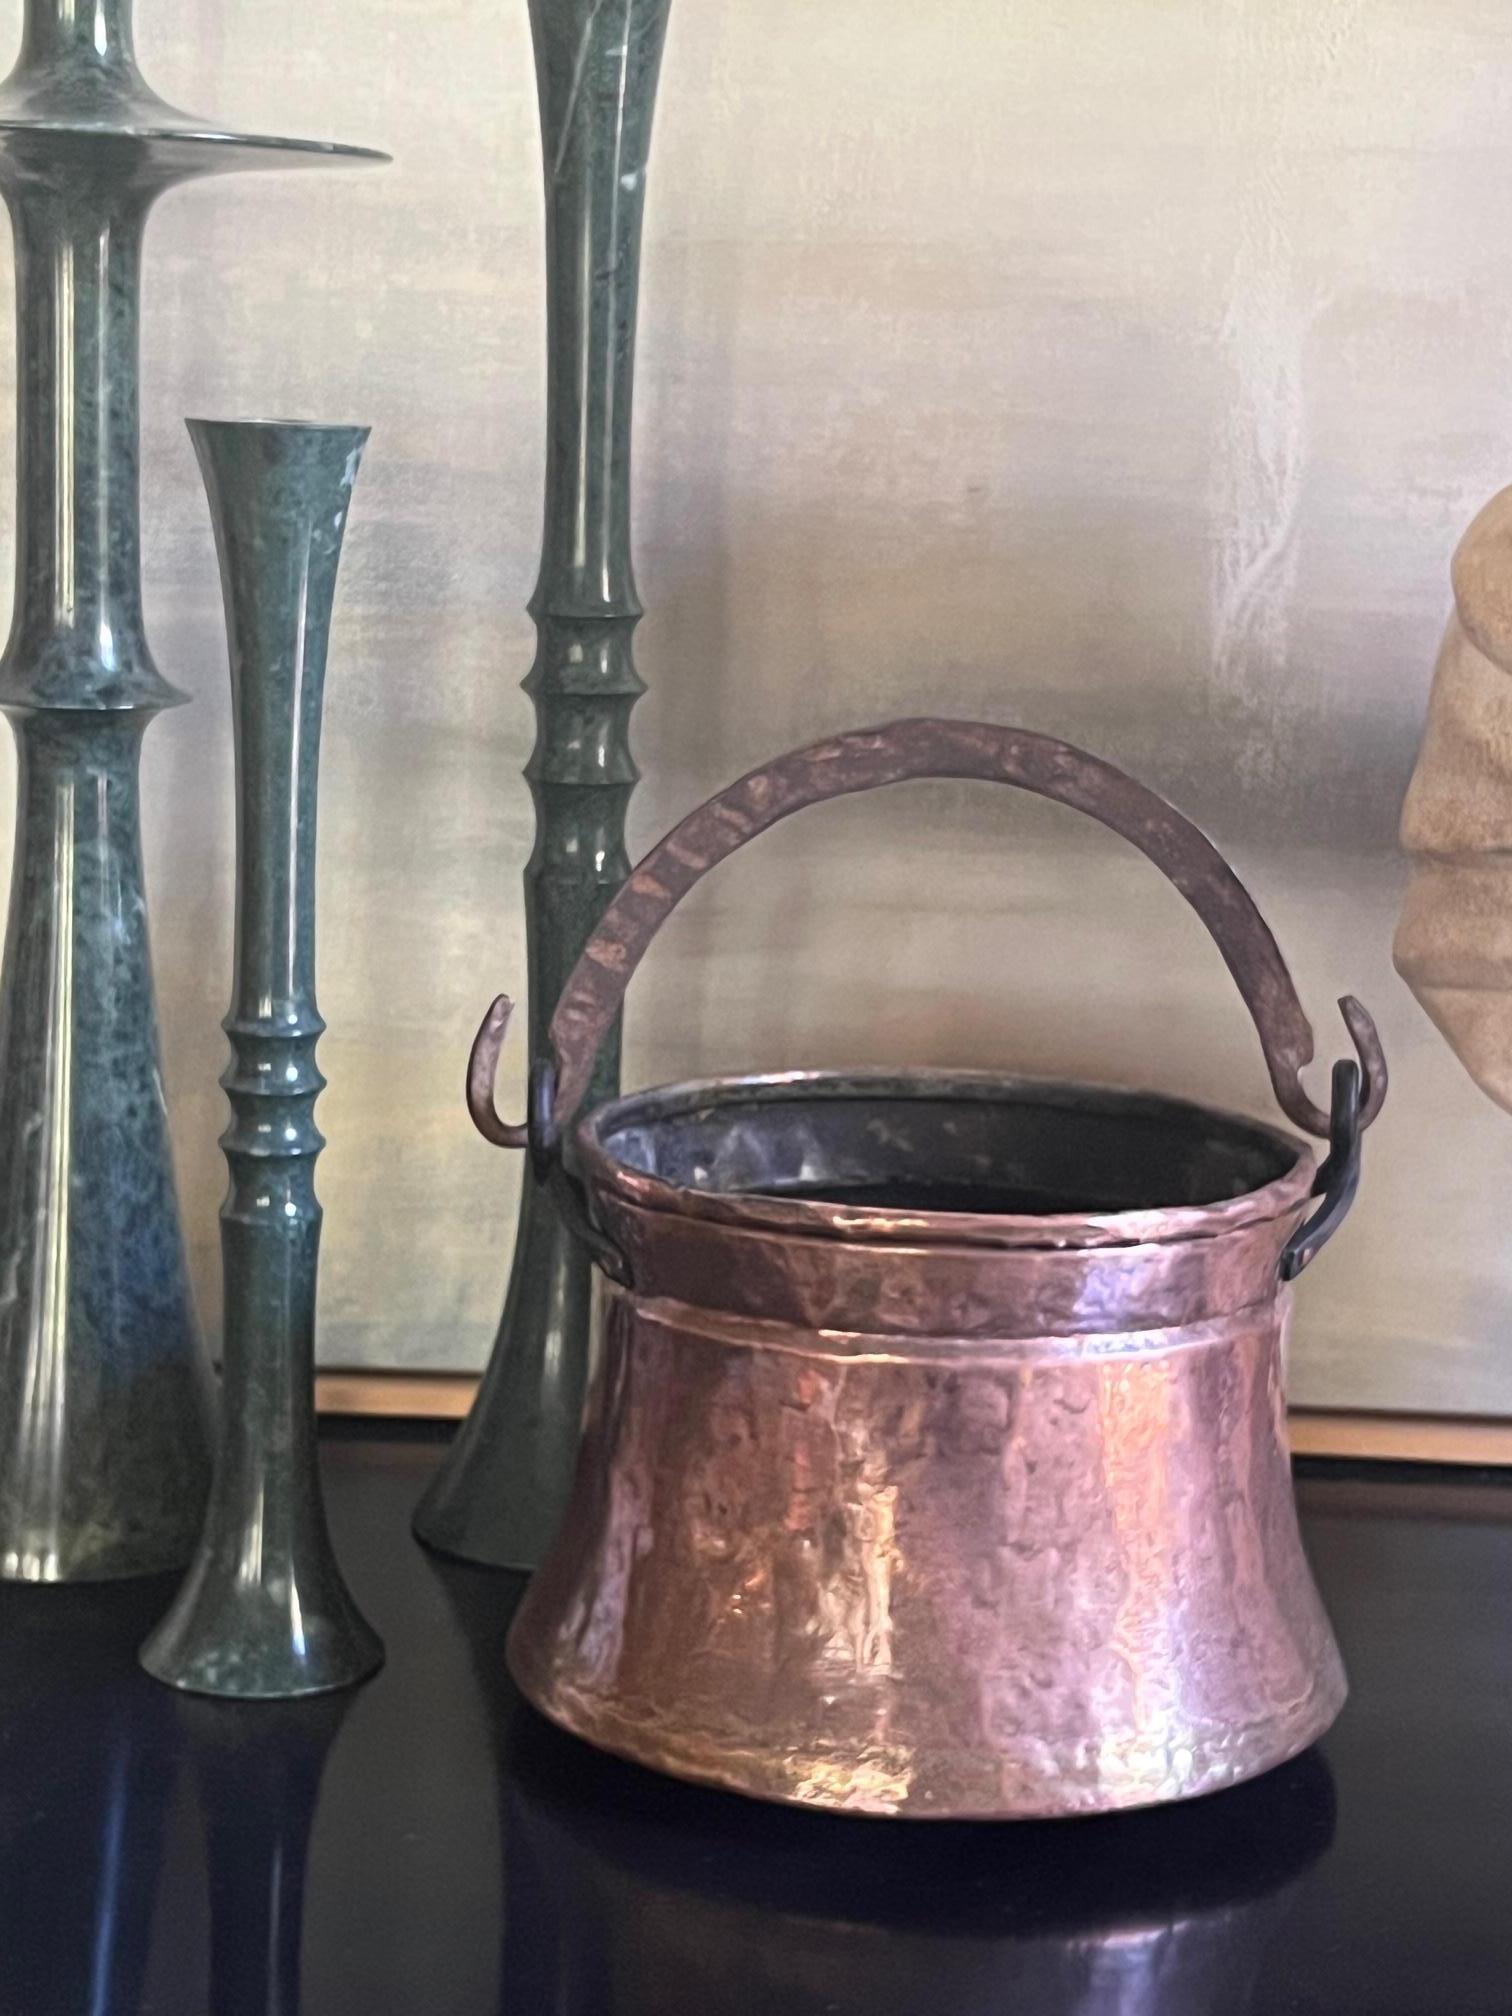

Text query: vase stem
(6, 187), (163, 704)
(18, 0), (135, 71)
(140, 420), (381, 1698)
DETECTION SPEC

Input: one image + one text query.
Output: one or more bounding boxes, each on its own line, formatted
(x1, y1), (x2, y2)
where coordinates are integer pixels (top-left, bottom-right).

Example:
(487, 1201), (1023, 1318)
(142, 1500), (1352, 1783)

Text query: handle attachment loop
(466, 996), (629, 1285)
(1280, 1059), (1364, 1281)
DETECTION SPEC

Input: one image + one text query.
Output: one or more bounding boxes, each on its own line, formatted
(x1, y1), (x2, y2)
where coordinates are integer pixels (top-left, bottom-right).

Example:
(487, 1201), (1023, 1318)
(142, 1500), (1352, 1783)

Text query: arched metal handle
(470, 718), (1386, 1161)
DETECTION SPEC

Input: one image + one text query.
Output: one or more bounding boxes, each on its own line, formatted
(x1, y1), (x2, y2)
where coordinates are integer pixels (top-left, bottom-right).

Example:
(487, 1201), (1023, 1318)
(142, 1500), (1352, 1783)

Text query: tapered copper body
(478, 721), (1385, 1819)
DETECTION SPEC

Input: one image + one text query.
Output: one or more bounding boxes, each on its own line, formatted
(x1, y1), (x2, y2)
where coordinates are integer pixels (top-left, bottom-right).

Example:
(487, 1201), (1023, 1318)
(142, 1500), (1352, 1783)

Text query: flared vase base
(410, 1487), (550, 1577)
(140, 1589), (384, 1700)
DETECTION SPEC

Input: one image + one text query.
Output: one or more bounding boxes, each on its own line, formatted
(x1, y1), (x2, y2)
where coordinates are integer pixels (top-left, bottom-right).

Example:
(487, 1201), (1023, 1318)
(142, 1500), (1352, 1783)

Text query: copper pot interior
(592, 1073), (1302, 1224)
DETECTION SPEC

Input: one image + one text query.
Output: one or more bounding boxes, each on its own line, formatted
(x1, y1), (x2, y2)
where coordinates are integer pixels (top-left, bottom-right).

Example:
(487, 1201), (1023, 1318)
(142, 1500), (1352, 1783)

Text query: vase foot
(140, 1574), (384, 1699)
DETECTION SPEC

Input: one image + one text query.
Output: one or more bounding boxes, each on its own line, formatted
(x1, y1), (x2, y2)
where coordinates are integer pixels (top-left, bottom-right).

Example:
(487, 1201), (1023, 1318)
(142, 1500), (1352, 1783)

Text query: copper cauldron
(468, 720), (1386, 1819)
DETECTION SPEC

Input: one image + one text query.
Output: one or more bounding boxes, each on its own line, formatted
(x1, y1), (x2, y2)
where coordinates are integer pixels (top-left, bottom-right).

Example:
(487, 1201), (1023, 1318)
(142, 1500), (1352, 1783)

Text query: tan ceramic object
(1396, 489), (1512, 1113)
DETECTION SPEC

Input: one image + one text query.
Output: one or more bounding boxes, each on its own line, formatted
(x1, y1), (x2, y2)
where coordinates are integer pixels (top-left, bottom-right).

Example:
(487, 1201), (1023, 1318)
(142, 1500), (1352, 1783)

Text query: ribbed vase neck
(16, 0), (135, 72)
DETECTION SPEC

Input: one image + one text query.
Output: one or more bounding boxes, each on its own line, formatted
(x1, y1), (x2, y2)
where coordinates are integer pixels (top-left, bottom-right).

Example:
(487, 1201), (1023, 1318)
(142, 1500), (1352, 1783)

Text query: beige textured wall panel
(0, 0), (1509, 1410)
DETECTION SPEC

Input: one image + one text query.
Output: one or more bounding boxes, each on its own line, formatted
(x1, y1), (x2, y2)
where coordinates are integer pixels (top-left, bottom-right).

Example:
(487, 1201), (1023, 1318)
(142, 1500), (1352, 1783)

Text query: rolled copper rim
(574, 1067), (1315, 1254)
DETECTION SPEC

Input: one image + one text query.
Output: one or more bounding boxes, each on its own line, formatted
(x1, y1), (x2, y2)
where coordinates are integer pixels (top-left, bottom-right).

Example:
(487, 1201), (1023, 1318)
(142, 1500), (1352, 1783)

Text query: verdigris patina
(413, 0), (672, 1572)
(0, 0), (384, 1582)
(140, 421), (382, 1697)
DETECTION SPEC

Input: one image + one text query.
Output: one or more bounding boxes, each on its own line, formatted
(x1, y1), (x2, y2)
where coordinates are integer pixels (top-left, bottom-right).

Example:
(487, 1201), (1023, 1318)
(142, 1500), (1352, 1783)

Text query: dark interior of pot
(593, 1074), (1302, 1217)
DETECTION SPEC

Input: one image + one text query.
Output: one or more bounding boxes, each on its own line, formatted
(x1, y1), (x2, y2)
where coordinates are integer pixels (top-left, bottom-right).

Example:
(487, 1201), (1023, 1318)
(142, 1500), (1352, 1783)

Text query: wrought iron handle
(470, 718), (1386, 1175)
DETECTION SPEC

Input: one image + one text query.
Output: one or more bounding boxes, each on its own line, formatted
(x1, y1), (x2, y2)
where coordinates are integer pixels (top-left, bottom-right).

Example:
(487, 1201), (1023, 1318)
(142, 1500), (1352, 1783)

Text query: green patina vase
(414, 0), (673, 1572)
(0, 0), (383, 1583)
(140, 420), (382, 1698)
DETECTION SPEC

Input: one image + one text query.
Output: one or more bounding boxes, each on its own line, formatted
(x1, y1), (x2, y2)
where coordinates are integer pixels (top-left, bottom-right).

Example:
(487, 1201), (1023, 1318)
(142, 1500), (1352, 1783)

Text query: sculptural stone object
(413, 0), (672, 1571)
(0, 0), (384, 1582)
(141, 421), (382, 1699)
(1396, 488), (1512, 1109)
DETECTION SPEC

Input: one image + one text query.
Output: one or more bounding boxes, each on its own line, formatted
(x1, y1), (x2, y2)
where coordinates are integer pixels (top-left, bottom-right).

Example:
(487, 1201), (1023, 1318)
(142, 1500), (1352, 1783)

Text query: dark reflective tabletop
(3, 1433), (1509, 2015)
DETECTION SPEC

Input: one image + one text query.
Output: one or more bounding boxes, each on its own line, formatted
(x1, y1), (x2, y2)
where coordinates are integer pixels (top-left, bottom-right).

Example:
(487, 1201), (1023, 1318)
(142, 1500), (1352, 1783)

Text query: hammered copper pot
(469, 719), (1387, 1820)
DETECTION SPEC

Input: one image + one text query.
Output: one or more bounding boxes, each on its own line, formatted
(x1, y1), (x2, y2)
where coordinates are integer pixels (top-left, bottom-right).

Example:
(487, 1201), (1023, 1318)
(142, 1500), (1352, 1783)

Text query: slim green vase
(141, 421), (382, 1698)
(413, 0), (672, 1571)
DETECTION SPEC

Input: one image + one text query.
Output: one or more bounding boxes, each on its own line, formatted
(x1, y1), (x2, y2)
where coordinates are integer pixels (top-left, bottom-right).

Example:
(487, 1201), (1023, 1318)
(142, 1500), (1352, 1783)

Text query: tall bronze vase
(141, 421), (382, 1699)
(0, 0), (384, 1583)
(414, 0), (672, 1570)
